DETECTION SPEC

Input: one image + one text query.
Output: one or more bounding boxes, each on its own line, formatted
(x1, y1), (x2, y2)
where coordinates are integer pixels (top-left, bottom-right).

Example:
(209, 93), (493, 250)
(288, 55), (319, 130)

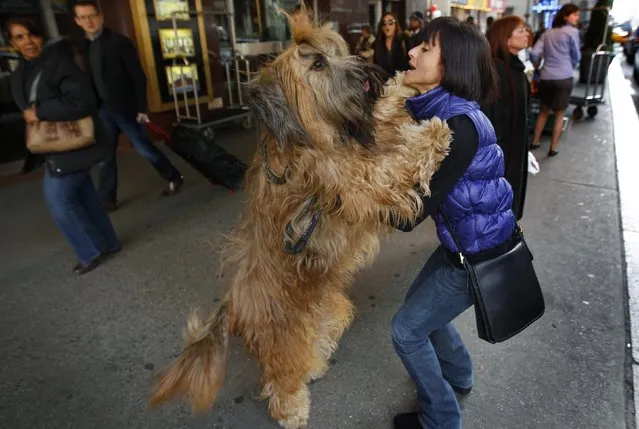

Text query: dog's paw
(270, 385), (311, 429)
(275, 387), (311, 429)
(278, 414), (309, 429)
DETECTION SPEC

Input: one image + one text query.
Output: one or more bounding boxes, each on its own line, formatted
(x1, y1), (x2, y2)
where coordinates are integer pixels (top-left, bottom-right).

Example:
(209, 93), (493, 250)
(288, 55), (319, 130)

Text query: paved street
(0, 60), (634, 429)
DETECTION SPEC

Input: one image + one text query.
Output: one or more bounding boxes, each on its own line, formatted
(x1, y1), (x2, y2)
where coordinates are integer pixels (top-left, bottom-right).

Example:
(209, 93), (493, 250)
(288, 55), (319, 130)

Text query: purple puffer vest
(406, 86), (516, 254)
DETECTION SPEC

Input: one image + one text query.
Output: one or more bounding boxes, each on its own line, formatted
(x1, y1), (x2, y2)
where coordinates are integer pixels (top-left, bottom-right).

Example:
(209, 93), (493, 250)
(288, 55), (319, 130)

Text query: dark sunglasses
(383, 19), (396, 26)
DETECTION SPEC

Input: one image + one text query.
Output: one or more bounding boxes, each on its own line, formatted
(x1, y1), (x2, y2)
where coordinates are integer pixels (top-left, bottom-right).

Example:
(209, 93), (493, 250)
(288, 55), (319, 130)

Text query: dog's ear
(247, 77), (308, 150)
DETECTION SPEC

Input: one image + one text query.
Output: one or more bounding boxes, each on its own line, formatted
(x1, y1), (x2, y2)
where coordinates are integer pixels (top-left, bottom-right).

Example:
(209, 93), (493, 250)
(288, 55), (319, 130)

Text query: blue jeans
(392, 246), (473, 429)
(97, 107), (181, 204)
(43, 168), (121, 264)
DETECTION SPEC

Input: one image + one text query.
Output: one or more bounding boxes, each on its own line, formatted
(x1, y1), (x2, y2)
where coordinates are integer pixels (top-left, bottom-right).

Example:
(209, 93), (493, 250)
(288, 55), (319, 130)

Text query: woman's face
(404, 40), (442, 94)
(508, 24), (530, 53)
(566, 11), (580, 26)
(9, 24), (43, 61)
(381, 15), (396, 38)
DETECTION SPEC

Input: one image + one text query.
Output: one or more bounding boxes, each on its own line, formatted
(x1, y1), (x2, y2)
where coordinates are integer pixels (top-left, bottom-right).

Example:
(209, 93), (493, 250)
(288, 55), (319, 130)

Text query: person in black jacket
(73, 0), (183, 212)
(374, 12), (408, 75)
(405, 11), (425, 52)
(482, 16), (531, 220)
(6, 17), (120, 275)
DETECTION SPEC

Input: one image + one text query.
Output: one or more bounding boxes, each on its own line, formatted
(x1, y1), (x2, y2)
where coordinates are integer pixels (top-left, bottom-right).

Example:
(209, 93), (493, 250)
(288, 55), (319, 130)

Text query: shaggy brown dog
(150, 23), (451, 429)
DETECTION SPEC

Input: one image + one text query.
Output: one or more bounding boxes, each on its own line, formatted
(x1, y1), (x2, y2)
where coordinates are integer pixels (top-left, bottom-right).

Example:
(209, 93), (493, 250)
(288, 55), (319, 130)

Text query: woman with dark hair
(482, 16), (531, 220)
(530, 3), (581, 156)
(373, 12), (408, 75)
(390, 17), (515, 429)
(6, 17), (120, 275)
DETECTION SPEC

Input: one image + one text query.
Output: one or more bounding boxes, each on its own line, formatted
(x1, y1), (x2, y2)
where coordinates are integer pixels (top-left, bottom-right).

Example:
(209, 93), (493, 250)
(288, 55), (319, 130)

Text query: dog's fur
(150, 22), (451, 429)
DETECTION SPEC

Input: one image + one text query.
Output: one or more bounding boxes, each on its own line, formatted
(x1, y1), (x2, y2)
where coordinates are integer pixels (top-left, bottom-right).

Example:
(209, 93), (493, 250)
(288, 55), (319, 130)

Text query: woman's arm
(392, 114), (479, 231)
(530, 34), (544, 67)
(36, 48), (96, 122)
(569, 28), (581, 68)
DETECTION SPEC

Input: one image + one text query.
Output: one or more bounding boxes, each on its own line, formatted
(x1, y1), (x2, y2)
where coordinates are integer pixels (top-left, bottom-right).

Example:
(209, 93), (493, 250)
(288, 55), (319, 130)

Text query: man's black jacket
(85, 28), (147, 117)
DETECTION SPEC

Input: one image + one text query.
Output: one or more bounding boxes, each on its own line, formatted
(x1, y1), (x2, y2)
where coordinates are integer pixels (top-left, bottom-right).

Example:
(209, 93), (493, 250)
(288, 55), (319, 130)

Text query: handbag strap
(28, 71), (43, 104)
(438, 210), (467, 264)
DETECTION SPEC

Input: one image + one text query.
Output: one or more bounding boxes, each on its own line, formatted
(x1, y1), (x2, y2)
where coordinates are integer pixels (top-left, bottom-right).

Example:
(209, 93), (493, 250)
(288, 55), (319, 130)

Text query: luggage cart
(168, 1), (259, 131)
(570, 49), (612, 120)
(569, 5), (613, 120)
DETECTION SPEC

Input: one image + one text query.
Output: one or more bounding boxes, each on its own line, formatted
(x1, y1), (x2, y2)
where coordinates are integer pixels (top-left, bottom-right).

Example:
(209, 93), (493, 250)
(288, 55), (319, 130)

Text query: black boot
(393, 412), (423, 429)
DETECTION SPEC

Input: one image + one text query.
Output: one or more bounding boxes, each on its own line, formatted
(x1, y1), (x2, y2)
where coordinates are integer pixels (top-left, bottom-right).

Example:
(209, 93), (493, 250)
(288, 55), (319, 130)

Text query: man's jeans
(97, 107), (182, 204)
(43, 169), (121, 264)
(392, 246), (473, 429)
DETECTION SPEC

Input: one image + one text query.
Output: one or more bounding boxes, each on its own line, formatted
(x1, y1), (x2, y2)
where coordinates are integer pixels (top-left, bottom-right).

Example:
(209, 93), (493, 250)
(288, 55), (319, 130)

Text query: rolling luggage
(147, 122), (247, 192)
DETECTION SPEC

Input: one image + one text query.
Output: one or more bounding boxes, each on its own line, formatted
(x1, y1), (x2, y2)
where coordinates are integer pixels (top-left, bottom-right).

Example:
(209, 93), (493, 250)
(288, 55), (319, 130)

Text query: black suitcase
(148, 122), (247, 192)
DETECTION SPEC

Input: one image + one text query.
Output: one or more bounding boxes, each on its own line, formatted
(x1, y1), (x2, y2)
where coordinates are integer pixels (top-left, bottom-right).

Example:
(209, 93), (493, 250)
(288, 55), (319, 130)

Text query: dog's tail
(150, 302), (230, 412)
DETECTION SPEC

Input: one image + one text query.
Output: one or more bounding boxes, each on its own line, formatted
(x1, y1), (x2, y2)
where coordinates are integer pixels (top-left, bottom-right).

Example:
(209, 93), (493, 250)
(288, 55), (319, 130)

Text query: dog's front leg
(329, 118), (451, 228)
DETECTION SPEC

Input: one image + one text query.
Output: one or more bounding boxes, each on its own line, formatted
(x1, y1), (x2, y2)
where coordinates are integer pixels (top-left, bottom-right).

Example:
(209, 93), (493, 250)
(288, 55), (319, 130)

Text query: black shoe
(101, 246), (122, 258)
(393, 412), (423, 429)
(161, 177), (184, 197)
(548, 149), (559, 157)
(530, 143), (541, 150)
(73, 258), (101, 275)
(103, 201), (118, 212)
(451, 384), (472, 395)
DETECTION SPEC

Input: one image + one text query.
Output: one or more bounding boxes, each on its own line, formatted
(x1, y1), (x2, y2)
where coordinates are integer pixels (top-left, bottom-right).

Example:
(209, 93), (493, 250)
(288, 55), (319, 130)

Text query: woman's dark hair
(3, 16), (44, 42)
(486, 15), (525, 62)
(552, 3), (579, 28)
(419, 17), (498, 104)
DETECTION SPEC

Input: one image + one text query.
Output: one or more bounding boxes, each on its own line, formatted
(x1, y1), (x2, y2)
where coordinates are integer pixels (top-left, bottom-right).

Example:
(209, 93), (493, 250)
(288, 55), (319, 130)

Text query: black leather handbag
(441, 213), (545, 344)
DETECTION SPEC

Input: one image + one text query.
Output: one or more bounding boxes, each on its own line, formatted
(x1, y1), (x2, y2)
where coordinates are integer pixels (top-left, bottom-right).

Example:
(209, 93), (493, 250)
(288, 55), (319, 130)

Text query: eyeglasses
(383, 19), (396, 26)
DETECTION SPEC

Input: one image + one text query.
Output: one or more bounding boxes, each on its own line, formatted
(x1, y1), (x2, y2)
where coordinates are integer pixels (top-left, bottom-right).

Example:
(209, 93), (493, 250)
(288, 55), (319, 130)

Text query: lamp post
(39, 0), (60, 39)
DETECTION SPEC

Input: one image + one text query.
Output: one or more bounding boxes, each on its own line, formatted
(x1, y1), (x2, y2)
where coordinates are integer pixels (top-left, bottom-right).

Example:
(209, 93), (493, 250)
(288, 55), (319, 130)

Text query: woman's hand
(23, 107), (39, 124)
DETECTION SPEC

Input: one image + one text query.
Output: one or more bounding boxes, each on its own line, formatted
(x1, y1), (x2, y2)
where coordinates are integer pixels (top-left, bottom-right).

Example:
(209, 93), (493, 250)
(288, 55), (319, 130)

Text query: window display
(154, 0), (190, 21)
(158, 28), (195, 58)
(166, 64), (200, 94)
(130, 0), (213, 111)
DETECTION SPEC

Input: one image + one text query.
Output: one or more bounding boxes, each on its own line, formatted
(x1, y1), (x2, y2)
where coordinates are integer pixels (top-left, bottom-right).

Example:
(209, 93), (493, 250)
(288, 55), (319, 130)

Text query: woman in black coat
(373, 12), (408, 75)
(482, 16), (531, 220)
(6, 17), (120, 274)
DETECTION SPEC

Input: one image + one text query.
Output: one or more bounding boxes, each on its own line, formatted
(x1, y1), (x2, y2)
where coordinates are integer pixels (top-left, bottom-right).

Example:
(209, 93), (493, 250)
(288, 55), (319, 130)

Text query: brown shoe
(73, 258), (101, 275)
(161, 178), (184, 197)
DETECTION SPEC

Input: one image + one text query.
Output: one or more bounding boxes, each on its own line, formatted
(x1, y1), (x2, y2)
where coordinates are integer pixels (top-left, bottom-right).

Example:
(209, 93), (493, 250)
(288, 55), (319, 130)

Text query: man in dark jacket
(74, 0), (183, 212)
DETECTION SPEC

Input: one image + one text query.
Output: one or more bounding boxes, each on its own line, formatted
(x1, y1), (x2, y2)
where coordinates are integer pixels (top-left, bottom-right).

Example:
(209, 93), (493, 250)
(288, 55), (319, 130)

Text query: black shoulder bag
(440, 213), (545, 344)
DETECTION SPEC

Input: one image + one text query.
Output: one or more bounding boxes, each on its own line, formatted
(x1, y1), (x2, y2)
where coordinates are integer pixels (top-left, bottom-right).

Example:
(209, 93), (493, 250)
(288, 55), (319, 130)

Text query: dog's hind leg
(307, 291), (355, 382)
(251, 318), (315, 429)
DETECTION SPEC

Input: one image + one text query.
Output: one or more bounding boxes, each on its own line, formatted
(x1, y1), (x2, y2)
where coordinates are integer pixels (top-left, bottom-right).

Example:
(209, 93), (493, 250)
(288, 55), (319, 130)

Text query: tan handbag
(26, 71), (95, 154)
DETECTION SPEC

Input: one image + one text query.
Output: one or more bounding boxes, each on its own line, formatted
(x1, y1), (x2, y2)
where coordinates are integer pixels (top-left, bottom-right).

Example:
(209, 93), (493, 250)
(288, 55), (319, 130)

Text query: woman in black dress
(373, 12), (408, 75)
(482, 16), (531, 220)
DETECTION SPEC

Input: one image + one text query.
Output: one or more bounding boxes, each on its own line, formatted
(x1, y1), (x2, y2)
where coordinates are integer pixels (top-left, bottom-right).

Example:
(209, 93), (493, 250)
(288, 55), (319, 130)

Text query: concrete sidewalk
(0, 65), (633, 428)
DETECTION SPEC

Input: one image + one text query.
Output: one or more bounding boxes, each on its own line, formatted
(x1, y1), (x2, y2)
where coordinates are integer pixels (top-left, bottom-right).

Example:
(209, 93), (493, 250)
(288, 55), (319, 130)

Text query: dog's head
(248, 24), (389, 150)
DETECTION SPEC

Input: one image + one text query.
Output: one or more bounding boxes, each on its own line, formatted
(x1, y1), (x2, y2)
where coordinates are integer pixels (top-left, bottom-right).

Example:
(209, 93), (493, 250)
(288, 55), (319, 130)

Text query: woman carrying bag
(6, 17), (120, 275)
(388, 17), (543, 429)
(482, 16), (531, 221)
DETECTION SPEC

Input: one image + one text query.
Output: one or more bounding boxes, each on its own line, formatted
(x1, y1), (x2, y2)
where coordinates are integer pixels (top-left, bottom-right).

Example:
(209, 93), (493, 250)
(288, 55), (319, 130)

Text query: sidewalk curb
(609, 56), (639, 429)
